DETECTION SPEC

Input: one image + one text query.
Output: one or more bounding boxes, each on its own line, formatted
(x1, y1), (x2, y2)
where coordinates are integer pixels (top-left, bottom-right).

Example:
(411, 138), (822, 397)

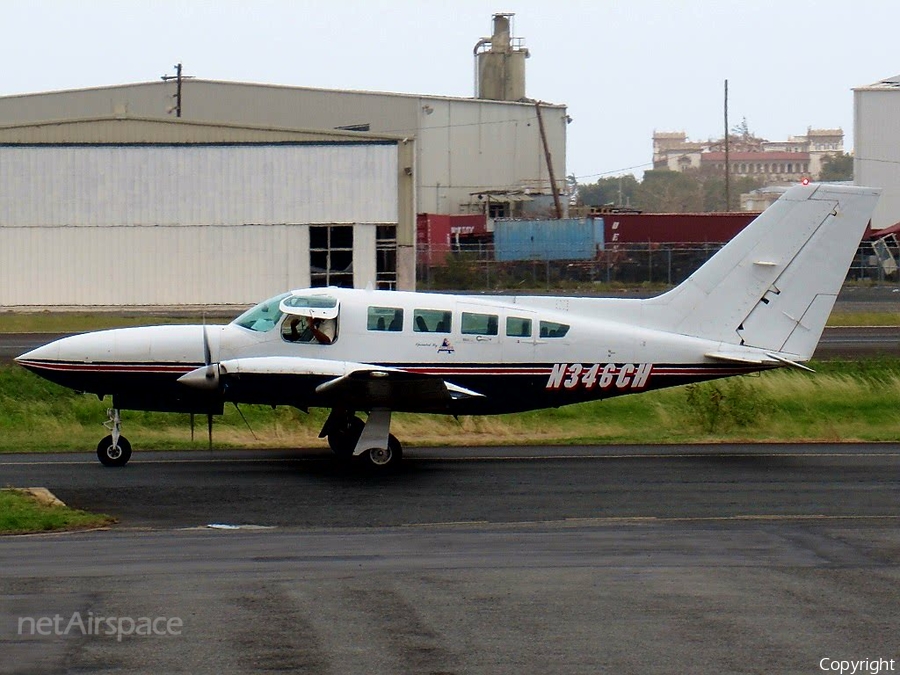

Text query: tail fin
(643, 183), (880, 359)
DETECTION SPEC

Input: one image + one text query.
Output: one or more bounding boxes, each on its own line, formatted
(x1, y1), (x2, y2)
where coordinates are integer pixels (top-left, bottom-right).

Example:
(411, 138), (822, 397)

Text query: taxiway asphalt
(2, 444), (900, 673)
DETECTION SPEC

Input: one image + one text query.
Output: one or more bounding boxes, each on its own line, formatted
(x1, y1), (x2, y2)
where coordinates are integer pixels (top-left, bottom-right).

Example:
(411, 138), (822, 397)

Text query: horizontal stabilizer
(704, 352), (777, 366)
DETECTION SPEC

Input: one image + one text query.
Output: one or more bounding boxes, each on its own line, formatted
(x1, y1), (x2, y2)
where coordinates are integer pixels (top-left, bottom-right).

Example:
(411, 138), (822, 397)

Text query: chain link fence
(416, 243), (895, 292)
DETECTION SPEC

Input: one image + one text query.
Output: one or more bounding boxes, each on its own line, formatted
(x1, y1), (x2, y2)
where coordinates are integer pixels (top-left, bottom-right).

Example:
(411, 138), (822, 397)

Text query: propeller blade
(190, 412), (195, 442)
(202, 319), (212, 363)
(207, 412), (213, 450)
(178, 322), (221, 389)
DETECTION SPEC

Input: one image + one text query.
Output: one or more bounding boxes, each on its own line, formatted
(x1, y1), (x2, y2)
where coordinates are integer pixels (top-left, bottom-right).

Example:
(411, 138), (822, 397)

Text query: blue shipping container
(494, 218), (604, 262)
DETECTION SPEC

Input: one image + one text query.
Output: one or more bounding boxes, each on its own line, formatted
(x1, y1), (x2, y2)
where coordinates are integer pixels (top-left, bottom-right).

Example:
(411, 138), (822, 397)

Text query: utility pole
(724, 79), (730, 211)
(161, 63), (192, 117)
(534, 101), (563, 219)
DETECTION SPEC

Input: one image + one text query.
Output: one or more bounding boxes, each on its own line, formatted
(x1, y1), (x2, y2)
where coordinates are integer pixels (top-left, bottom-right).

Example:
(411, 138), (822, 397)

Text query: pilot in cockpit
(284, 316), (335, 344)
(309, 317), (335, 344)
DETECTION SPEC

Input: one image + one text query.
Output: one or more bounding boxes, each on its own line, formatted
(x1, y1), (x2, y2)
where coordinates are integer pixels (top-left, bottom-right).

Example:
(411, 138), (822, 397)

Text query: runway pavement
(2, 444), (900, 674)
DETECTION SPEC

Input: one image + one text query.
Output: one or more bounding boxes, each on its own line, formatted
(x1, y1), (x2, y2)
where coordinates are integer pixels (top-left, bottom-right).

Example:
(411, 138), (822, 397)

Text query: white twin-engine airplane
(16, 183), (880, 470)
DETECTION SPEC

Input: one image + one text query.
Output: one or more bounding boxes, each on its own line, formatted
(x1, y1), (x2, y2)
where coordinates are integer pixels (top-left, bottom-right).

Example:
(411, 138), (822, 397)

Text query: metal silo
(474, 13), (529, 102)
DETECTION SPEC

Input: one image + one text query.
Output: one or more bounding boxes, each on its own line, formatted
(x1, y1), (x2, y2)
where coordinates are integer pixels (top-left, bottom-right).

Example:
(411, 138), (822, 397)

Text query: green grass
(826, 310), (900, 327)
(0, 312), (207, 333)
(1, 358), (900, 452)
(0, 490), (114, 534)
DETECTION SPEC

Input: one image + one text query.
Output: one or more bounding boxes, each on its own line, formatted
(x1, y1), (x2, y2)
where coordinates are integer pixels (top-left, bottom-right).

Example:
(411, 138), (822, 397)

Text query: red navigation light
(801, 177), (811, 186)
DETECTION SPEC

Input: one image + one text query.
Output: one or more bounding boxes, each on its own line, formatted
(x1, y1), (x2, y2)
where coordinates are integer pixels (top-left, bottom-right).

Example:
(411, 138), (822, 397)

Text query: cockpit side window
(282, 315), (338, 344)
(232, 292), (291, 333)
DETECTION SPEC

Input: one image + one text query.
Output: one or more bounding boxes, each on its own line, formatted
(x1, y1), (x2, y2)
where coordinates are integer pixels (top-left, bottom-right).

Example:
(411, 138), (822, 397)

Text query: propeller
(202, 320), (214, 450)
(178, 322), (220, 449)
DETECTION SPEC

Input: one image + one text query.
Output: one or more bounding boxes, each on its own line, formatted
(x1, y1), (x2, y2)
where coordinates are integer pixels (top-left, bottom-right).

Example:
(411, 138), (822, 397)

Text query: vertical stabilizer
(642, 184), (880, 359)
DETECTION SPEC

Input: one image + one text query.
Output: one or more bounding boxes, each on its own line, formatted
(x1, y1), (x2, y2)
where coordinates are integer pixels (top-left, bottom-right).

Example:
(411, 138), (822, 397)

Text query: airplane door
(457, 304), (504, 363)
(502, 310), (537, 363)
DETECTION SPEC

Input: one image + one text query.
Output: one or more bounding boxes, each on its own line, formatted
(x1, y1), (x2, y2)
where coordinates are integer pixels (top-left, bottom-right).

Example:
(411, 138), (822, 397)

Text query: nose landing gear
(97, 408), (132, 467)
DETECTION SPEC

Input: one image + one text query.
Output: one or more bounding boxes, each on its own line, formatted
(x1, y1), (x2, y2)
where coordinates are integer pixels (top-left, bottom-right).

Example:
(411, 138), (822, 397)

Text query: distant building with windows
(652, 128), (843, 181)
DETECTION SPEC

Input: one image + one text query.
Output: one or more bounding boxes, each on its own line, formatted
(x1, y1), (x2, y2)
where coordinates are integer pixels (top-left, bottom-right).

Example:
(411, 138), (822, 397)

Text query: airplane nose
(15, 340), (61, 365)
(17, 331), (116, 366)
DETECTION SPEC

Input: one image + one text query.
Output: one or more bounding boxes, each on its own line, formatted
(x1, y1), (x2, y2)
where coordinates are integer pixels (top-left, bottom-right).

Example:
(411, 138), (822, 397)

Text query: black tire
(361, 434), (403, 470)
(328, 416), (365, 458)
(96, 435), (132, 467)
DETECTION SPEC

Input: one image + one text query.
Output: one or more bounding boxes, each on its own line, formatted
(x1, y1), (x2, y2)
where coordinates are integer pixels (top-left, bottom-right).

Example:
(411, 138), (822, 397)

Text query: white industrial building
(0, 16), (566, 220)
(0, 14), (566, 307)
(0, 80), (567, 218)
(0, 118), (414, 306)
(854, 73), (900, 230)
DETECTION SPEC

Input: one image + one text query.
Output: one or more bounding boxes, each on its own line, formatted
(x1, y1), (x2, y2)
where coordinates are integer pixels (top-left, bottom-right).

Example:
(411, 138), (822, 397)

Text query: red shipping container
(604, 212), (759, 246)
(417, 213), (488, 265)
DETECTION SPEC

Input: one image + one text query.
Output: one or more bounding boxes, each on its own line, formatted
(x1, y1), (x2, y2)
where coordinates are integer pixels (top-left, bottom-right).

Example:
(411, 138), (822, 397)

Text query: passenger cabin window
(413, 309), (451, 333)
(461, 312), (498, 336)
(232, 292), (291, 333)
(506, 316), (532, 338)
(539, 320), (570, 338)
(368, 306), (403, 331)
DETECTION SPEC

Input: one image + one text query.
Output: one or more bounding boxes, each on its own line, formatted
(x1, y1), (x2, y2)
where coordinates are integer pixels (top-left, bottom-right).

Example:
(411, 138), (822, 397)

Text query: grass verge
(1, 358), (899, 451)
(0, 489), (114, 535)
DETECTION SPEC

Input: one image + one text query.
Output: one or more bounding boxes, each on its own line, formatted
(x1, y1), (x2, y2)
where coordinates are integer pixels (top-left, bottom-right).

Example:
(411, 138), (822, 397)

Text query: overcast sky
(2, 0), (897, 182)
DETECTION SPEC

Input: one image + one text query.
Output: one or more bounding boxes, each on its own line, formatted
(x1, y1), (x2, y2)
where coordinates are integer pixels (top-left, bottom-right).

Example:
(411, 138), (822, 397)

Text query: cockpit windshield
(232, 292), (291, 332)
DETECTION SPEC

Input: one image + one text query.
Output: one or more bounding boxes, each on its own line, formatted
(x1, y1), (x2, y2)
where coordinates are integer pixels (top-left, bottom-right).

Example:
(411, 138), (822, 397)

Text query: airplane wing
(188, 356), (483, 410)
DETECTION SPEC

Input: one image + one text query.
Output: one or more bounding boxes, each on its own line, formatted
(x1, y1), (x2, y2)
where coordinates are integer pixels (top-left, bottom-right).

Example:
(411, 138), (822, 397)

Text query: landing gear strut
(97, 408), (132, 467)
(321, 408), (403, 470)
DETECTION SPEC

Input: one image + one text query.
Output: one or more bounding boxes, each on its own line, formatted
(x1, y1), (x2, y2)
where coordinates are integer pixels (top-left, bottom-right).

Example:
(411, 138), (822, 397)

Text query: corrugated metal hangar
(0, 79), (566, 217)
(854, 73), (900, 230)
(0, 118), (415, 306)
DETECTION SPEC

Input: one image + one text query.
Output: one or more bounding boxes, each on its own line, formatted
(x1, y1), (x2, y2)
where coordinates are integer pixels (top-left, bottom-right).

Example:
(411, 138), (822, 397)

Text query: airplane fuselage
(17, 288), (764, 417)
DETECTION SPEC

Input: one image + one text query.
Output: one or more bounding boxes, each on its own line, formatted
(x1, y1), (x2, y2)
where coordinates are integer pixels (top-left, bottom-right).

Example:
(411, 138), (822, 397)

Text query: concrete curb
(1, 487), (66, 507)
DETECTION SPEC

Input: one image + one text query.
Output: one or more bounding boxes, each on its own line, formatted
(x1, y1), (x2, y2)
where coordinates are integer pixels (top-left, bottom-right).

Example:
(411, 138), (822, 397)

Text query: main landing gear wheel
(96, 435), (132, 467)
(362, 434), (402, 471)
(327, 415), (365, 459)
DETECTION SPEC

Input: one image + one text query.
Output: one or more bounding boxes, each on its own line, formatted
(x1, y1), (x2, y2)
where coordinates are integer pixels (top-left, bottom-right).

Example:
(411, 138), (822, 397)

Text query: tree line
(575, 153), (853, 213)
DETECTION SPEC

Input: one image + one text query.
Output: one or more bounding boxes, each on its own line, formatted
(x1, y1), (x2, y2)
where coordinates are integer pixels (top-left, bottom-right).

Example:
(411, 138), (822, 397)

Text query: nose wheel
(97, 408), (132, 467)
(97, 435), (132, 467)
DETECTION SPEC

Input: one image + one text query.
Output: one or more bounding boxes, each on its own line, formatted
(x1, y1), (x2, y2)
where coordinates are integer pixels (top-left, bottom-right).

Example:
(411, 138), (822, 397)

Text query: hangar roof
(853, 74), (900, 91)
(1, 78), (565, 109)
(0, 115), (407, 144)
